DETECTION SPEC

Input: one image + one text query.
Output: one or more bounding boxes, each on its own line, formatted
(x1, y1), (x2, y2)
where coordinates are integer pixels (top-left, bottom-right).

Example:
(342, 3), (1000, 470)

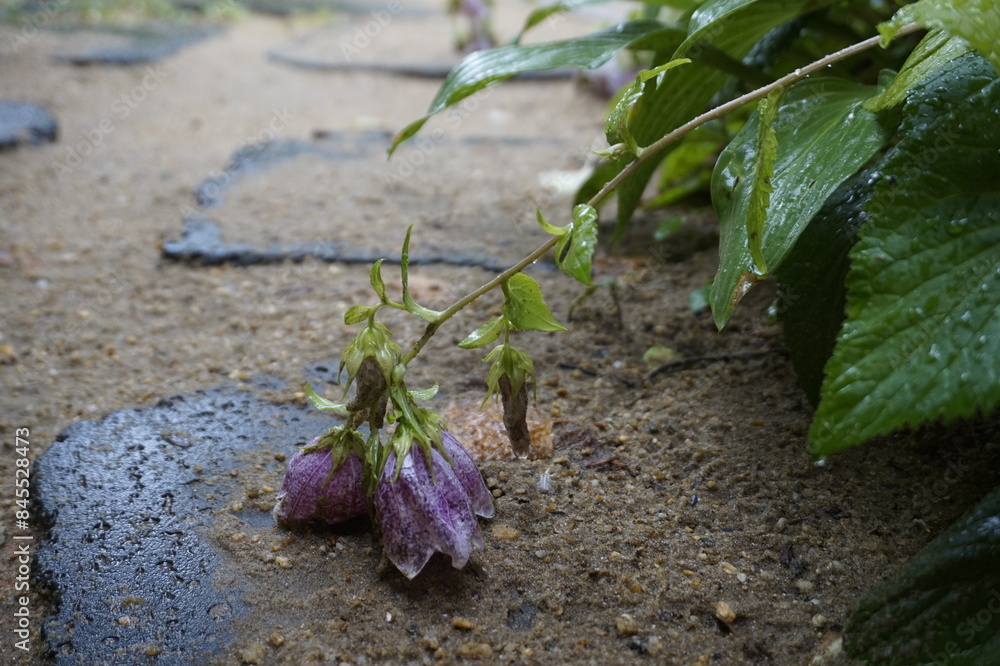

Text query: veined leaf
(502, 273), (566, 333)
(408, 383), (439, 401)
(846, 486), (1000, 664)
(458, 315), (505, 349)
(344, 304), (373, 325)
(745, 86), (784, 274)
(554, 204), (599, 285)
(710, 77), (889, 330)
(612, 0), (839, 238)
(389, 20), (667, 155)
(866, 30), (970, 112)
(810, 75), (1000, 458)
(880, 0), (1000, 74)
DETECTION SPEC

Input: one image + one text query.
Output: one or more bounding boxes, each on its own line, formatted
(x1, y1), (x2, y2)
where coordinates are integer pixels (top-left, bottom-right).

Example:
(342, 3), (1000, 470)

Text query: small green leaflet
(305, 383), (349, 415)
(880, 0), (1000, 74)
(554, 204), (598, 285)
(408, 383), (439, 401)
(458, 315), (505, 349)
(535, 209), (569, 236)
(604, 58), (691, 156)
(745, 86), (785, 274)
(343, 305), (373, 325)
(502, 273), (566, 332)
(369, 258), (388, 303)
(399, 225), (441, 323)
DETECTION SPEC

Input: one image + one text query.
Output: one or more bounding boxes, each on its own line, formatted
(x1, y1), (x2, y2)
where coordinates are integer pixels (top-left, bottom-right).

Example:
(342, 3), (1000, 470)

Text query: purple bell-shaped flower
(272, 436), (367, 526)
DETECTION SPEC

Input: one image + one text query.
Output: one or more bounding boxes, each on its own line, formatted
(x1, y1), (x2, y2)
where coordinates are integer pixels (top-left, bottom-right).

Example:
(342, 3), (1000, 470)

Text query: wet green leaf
(710, 77), (889, 330)
(555, 204), (598, 285)
(458, 316), (505, 349)
(810, 76), (1000, 458)
(866, 30), (970, 112)
(502, 273), (566, 333)
(390, 20), (668, 155)
(846, 486), (1000, 664)
(745, 86), (784, 274)
(344, 305), (373, 326)
(407, 383), (439, 401)
(604, 58), (691, 155)
(880, 0), (1000, 74)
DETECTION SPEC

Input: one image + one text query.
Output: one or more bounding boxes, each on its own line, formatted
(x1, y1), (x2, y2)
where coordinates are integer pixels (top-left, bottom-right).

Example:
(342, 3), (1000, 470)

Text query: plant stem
(399, 22), (922, 367)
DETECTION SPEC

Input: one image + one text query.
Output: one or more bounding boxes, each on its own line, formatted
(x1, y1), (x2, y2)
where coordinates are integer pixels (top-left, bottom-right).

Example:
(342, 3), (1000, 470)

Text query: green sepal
(458, 315), (506, 349)
(304, 382), (349, 415)
(304, 425), (366, 483)
(339, 321), (401, 389)
(502, 273), (566, 333)
(482, 343), (536, 407)
(400, 225), (442, 323)
(344, 304), (374, 326)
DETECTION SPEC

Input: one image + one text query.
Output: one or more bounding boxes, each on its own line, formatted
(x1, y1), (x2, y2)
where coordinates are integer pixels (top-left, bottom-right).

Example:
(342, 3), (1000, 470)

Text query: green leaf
(744, 86), (784, 274)
(502, 273), (566, 333)
(408, 383), (439, 401)
(776, 168), (872, 406)
(389, 20), (667, 155)
(554, 204), (599, 285)
(369, 258), (388, 303)
(535, 208), (569, 236)
(810, 76), (1000, 458)
(880, 0), (1000, 74)
(613, 0), (839, 238)
(458, 316), (505, 349)
(865, 30), (971, 112)
(399, 225), (441, 323)
(343, 304), (373, 325)
(710, 77), (889, 330)
(846, 485), (1000, 664)
(305, 382), (349, 415)
(604, 58), (691, 155)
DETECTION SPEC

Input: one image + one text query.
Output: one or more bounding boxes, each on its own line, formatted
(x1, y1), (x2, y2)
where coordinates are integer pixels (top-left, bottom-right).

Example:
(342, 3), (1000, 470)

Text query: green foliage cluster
(392, 0), (1000, 661)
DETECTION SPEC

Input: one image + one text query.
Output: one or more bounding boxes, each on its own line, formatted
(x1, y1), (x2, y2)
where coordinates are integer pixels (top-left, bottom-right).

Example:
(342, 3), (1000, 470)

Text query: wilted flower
(272, 436), (367, 526)
(374, 431), (494, 579)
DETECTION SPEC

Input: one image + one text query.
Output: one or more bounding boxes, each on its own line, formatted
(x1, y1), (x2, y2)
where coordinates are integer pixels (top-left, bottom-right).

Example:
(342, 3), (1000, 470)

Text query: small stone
(274, 452), (286, 462)
(452, 617), (478, 631)
(275, 556), (291, 568)
(239, 642), (268, 664)
(457, 642), (493, 659)
(812, 614), (827, 629)
(776, 517), (787, 532)
(490, 524), (519, 540)
(795, 579), (814, 594)
(144, 643), (162, 656)
(269, 632), (285, 647)
(615, 613), (639, 636)
(720, 561), (738, 575)
(715, 601), (736, 623)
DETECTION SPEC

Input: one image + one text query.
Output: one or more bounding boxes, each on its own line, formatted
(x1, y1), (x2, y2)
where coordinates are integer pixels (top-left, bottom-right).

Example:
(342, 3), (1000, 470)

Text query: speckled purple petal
(375, 447), (484, 579)
(441, 430), (495, 519)
(272, 442), (367, 526)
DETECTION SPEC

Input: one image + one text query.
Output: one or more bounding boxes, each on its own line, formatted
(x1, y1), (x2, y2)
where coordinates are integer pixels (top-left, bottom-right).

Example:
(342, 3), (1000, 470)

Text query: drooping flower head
(272, 427), (367, 527)
(374, 424), (494, 579)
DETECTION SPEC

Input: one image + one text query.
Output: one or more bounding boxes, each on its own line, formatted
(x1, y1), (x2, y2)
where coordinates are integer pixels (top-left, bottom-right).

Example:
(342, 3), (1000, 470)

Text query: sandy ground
(2, 3), (1000, 664)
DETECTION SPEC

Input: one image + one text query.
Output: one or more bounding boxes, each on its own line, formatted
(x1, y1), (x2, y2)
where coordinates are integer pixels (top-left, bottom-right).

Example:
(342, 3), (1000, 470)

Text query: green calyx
(340, 321), (401, 390)
(304, 425), (366, 484)
(482, 342), (535, 408)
